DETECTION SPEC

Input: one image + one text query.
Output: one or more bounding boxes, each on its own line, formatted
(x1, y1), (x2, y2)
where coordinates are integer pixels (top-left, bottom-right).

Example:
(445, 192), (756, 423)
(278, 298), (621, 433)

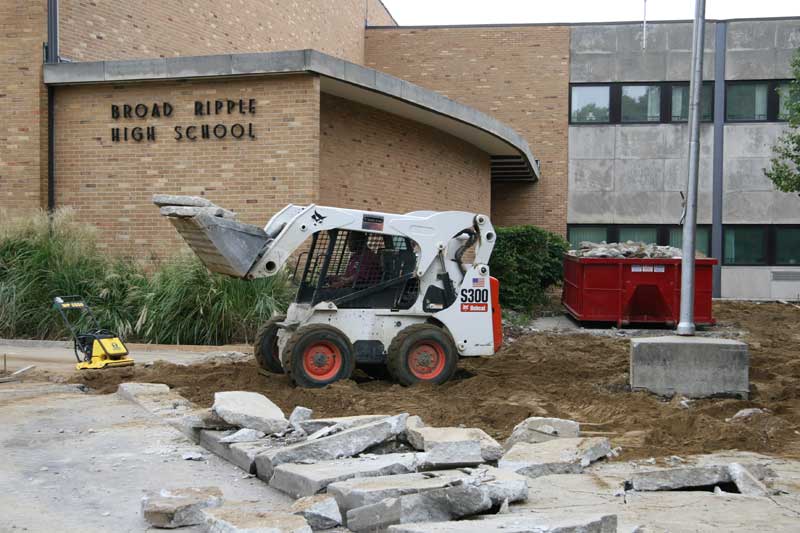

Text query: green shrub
(489, 225), (568, 311)
(0, 209), (292, 344)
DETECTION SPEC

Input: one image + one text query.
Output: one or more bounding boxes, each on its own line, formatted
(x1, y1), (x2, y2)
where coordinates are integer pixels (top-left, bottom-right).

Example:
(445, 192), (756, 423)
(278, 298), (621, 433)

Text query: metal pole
(677, 0), (706, 336)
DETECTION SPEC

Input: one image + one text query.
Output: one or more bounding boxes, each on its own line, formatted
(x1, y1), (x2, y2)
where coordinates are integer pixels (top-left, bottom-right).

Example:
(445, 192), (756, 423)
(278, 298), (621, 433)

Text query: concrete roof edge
(42, 49), (540, 180)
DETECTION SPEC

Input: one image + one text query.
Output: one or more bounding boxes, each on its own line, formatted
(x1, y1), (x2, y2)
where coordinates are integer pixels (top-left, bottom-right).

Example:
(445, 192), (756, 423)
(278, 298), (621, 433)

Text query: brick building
(1, 1), (799, 297)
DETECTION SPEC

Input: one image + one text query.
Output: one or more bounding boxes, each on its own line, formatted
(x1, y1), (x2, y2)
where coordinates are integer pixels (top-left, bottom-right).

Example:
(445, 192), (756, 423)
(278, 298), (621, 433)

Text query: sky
(380, 0), (800, 26)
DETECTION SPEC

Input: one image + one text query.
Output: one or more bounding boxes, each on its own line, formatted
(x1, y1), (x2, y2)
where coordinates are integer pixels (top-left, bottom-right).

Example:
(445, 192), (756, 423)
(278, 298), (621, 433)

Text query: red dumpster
(562, 255), (717, 328)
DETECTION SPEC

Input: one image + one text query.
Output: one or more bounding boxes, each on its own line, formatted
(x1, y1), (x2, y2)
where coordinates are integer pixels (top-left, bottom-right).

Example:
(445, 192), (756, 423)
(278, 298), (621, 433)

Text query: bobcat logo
(311, 210), (326, 225)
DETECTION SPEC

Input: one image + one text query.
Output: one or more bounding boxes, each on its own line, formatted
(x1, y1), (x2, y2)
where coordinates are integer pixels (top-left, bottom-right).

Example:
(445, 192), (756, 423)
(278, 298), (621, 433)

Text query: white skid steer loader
(154, 195), (502, 388)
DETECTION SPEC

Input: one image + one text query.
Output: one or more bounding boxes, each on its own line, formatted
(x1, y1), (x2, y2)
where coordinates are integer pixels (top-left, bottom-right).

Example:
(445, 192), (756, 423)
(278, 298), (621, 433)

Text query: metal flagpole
(677, 0), (706, 336)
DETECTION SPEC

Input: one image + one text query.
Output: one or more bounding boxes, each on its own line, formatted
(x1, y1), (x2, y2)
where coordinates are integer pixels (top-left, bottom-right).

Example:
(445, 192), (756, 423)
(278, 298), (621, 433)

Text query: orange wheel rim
(408, 341), (446, 380)
(302, 341), (342, 381)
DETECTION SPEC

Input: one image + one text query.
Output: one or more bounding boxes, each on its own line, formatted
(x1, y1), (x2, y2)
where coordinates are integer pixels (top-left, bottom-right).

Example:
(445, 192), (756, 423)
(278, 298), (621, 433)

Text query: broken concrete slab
(346, 482), (492, 532)
(141, 486), (223, 529)
(212, 391), (289, 435)
(255, 414), (408, 481)
(269, 453), (420, 497)
(405, 426), (503, 462)
(117, 382), (170, 403)
(386, 513), (618, 533)
(152, 194), (214, 208)
(365, 438), (417, 455)
(197, 429), (280, 474)
(504, 417), (581, 448)
(728, 463), (769, 497)
(289, 407), (313, 431)
(291, 495), (342, 530)
(498, 437), (612, 479)
(203, 504), (311, 533)
(327, 466), (527, 513)
(299, 414), (388, 434)
(627, 465), (731, 491)
(417, 440), (484, 470)
(221, 428), (267, 443)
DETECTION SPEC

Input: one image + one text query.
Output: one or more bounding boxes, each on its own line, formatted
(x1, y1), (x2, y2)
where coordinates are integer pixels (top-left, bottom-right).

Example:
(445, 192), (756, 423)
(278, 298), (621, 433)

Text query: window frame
(724, 79), (793, 123)
(619, 83), (664, 124)
(722, 225), (769, 266)
(667, 82), (715, 123)
(773, 225), (800, 266)
(569, 84), (613, 125)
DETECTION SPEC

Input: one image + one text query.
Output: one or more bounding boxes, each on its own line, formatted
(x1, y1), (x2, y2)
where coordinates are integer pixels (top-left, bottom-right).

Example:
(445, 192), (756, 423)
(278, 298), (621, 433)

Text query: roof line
(366, 15), (800, 30)
(42, 49), (539, 181)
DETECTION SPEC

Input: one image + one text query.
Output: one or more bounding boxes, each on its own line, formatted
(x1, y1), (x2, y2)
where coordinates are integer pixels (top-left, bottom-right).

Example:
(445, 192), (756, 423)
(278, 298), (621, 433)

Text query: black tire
(284, 324), (356, 388)
(254, 315), (286, 375)
(387, 324), (458, 386)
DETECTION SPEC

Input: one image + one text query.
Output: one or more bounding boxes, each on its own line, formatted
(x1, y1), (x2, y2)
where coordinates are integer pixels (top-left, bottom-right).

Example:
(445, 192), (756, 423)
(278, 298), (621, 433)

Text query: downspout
(46, 0), (59, 212)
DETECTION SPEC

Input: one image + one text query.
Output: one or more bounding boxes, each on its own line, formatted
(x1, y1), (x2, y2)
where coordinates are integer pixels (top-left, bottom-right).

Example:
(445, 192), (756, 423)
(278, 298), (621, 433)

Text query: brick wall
(365, 26), (570, 235)
(59, 0), (372, 64)
(53, 74), (320, 259)
(366, 0), (396, 26)
(0, 0), (48, 216)
(318, 93), (490, 215)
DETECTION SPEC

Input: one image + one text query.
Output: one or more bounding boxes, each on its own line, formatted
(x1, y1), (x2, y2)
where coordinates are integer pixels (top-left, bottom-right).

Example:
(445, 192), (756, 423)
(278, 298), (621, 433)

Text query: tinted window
(726, 83), (768, 121)
(776, 227), (800, 265)
(669, 226), (710, 257)
(619, 227), (658, 244)
(621, 85), (661, 122)
(724, 227), (767, 265)
(671, 84), (713, 121)
(568, 226), (607, 247)
(571, 86), (610, 123)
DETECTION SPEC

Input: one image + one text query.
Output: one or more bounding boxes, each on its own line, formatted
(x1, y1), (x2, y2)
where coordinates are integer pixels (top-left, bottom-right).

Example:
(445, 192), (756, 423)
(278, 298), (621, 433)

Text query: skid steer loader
(154, 195), (502, 388)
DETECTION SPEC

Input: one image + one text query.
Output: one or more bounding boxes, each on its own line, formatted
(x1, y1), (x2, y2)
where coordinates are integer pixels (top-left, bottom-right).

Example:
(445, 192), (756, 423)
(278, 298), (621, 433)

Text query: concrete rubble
(499, 437), (612, 478)
(212, 391), (289, 435)
(203, 504), (311, 533)
(290, 495), (342, 530)
(504, 417), (581, 448)
(568, 241), (684, 259)
(299, 415), (389, 435)
(289, 407), (313, 432)
(141, 486), (223, 529)
(627, 463), (772, 496)
(385, 513), (619, 533)
(405, 420), (503, 462)
(221, 428), (267, 443)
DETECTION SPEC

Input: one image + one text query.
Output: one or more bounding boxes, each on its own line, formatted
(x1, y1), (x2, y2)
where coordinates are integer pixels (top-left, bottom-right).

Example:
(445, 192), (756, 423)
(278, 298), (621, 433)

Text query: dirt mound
(71, 301), (800, 460)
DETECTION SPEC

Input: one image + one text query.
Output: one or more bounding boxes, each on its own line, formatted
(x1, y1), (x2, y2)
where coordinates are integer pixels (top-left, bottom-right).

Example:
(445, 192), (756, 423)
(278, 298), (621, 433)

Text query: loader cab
(292, 229), (419, 310)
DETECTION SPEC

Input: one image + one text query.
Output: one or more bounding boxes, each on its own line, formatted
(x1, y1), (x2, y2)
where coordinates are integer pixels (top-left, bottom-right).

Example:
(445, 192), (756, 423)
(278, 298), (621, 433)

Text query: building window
(571, 86), (610, 123)
(621, 85), (661, 122)
(619, 226), (658, 244)
(568, 226), (608, 248)
(775, 227), (800, 265)
(669, 226), (711, 257)
(724, 226), (767, 265)
(777, 82), (796, 121)
(726, 82), (769, 121)
(671, 84), (713, 122)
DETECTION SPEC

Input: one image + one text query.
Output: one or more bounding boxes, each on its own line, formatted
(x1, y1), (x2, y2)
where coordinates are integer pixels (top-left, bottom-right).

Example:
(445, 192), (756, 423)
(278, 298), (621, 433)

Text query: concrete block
(291, 495), (342, 530)
(105, 58), (168, 81)
(728, 463), (769, 497)
(417, 440), (484, 469)
(613, 159), (665, 192)
(169, 408), (237, 442)
(386, 513), (618, 533)
(153, 194), (214, 207)
(299, 415), (388, 434)
(630, 336), (749, 399)
(569, 159), (614, 192)
(212, 391), (289, 435)
(346, 483), (492, 532)
(568, 127), (616, 159)
(498, 438), (611, 479)
(268, 453), (420, 497)
(504, 417), (580, 449)
(405, 426), (503, 462)
(142, 486), (223, 528)
(327, 467), (527, 513)
(288, 406), (313, 431)
(203, 504), (311, 533)
(255, 414), (408, 480)
(198, 430), (279, 474)
(628, 466), (731, 491)
(116, 382), (170, 403)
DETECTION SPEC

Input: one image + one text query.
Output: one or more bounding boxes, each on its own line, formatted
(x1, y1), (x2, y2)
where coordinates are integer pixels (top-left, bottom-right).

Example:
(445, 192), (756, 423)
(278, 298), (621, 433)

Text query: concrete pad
(346, 483), (492, 532)
(387, 513), (618, 533)
(405, 425), (503, 462)
(269, 453), (420, 497)
(498, 438), (612, 479)
(255, 414), (407, 480)
(291, 495), (342, 530)
(505, 417), (581, 448)
(213, 391), (289, 434)
(299, 414), (388, 434)
(203, 504), (311, 533)
(327, 467), (528, 512)
(630, 336), (749, 399)
(141, 486), (223, 528)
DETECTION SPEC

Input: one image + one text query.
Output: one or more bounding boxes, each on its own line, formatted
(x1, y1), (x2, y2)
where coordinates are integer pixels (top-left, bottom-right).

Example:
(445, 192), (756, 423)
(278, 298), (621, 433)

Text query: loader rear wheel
(254, 316), (286, 375)
(285, 325), (355, 388)
(387, 324), (457, 386)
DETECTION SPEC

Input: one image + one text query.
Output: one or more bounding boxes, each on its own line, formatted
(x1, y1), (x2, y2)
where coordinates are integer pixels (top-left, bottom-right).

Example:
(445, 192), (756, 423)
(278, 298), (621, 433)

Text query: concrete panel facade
(721, 267), (800, 300)
(725, 19), (800, 80)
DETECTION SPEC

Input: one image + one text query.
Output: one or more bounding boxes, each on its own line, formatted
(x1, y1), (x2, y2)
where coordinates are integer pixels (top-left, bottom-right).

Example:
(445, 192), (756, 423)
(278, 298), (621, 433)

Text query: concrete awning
(43, 50), (539, 181)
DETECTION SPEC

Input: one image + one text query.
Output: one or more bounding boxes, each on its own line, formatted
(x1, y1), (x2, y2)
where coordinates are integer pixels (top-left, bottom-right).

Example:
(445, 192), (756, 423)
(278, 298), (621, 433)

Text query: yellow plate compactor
(53, 296), (134, 370)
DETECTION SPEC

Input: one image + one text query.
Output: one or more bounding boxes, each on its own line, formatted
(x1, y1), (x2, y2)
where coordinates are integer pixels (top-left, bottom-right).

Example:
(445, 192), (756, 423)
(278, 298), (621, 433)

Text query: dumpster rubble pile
(568, 241), (689, 259)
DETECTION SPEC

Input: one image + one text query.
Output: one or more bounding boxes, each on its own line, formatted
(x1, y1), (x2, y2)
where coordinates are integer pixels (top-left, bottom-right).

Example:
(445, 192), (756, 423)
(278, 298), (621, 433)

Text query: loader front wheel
(254, 316), (286, 375)
(285, 325), (355, 388)
(387, 324), (458, 386)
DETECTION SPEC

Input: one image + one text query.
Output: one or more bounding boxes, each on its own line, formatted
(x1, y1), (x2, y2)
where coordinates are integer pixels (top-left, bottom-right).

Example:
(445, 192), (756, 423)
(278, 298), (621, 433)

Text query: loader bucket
(166, 213), (270, 278)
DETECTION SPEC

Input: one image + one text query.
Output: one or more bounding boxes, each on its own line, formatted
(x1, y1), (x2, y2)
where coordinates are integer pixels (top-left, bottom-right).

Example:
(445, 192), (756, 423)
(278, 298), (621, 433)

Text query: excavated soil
(71, 301), (800, 460)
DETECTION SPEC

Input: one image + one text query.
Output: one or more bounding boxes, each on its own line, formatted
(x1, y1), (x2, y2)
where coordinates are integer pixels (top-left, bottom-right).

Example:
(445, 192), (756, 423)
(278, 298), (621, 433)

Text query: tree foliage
(764, 50), (800, 193)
